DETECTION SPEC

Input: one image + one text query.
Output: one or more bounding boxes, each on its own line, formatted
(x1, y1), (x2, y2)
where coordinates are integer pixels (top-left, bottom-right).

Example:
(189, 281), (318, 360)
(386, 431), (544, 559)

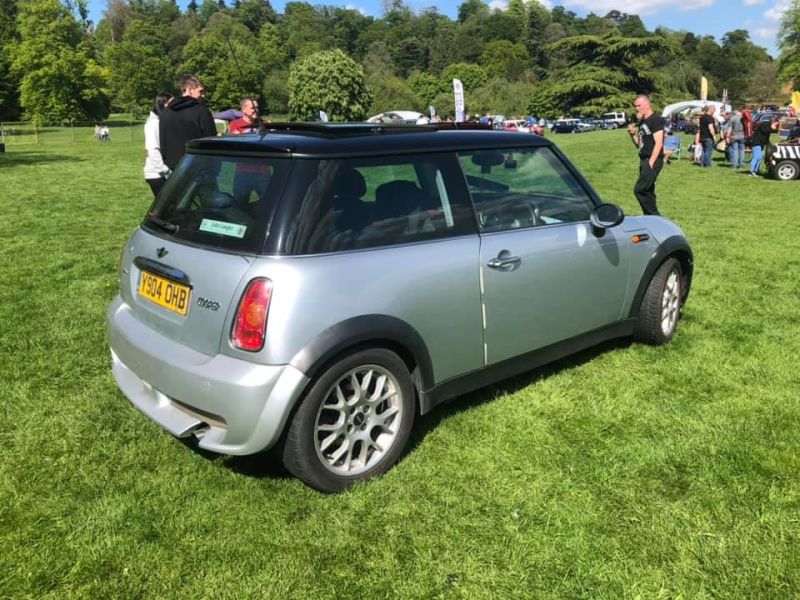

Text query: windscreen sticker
(199, 219), (247, 239)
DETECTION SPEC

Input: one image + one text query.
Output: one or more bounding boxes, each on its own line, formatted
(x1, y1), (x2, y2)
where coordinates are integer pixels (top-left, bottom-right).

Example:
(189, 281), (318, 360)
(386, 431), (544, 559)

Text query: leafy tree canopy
(288, 48), (372, 120)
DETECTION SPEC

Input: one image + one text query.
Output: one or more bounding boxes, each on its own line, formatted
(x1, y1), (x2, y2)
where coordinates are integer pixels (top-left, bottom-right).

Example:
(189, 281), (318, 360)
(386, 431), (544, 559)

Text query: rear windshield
(143, 153), (289, 253)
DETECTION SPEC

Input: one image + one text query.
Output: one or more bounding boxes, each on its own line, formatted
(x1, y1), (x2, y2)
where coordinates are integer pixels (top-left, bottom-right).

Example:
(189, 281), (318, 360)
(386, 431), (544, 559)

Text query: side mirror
(589, 203), (624, 234)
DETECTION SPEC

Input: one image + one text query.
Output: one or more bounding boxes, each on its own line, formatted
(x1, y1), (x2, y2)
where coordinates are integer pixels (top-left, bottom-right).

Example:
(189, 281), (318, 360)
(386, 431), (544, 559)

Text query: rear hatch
(118, 152), (291, 356)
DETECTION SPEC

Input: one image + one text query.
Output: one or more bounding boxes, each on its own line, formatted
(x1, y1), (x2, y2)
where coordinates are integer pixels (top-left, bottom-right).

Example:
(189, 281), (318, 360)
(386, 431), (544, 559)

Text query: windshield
(143, 154), (289, 253)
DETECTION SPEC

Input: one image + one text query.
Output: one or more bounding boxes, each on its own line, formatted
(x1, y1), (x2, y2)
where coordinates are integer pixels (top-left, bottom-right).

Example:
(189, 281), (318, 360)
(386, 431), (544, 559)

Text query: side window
(457, 147), (595, 233)
(293, 154), (473, 253)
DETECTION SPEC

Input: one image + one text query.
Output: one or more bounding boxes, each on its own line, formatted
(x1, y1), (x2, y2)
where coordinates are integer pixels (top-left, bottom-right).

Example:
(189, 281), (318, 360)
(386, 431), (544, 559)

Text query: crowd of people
(143, 74), (273, 201)
(686, 104), (782, 177)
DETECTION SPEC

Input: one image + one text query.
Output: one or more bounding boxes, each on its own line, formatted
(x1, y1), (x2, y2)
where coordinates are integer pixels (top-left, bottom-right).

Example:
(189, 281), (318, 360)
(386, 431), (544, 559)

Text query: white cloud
(752, 0), (791, 41)
(344, 4), (368, 15)
(562, 0), (713, 16)
(744, 0), (765, 5)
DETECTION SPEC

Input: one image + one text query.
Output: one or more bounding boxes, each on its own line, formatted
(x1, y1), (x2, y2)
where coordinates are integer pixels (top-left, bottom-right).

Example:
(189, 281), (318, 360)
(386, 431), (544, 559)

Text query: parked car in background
(367, 111), (425, 124)
(503, 119), (544, 135)
(601, 112), (626, 128)
(107, 123), (693, 492)
(767, 140), (800, 180)
(552, 118), (580, 133)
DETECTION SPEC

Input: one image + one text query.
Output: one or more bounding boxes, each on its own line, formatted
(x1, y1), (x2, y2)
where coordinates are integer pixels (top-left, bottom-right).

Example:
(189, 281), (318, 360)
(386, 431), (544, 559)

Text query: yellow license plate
(138, 271), (191, 315)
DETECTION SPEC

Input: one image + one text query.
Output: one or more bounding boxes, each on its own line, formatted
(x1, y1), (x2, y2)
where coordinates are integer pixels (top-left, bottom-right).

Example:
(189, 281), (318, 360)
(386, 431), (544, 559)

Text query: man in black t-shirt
(627, 95), (664, 215)
(698, 105), (717, 167)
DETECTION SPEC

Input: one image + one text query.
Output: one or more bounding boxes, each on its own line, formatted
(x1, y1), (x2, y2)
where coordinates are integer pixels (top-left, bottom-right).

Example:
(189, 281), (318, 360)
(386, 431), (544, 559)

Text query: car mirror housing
(590, 203), (624, 234)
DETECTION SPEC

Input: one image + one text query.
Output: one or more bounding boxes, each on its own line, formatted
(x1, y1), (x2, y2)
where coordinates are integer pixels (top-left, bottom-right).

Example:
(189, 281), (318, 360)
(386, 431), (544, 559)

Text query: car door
(458, 146), (631, 366)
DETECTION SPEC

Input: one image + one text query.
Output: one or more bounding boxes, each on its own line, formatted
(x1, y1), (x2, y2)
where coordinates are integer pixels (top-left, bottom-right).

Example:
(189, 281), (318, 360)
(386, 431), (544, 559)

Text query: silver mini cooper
(108, 123), (692, 492)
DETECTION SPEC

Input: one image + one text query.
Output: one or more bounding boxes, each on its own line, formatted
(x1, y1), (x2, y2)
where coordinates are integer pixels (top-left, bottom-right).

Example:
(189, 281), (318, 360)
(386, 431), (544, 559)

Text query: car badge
(156, 247), (168, 258)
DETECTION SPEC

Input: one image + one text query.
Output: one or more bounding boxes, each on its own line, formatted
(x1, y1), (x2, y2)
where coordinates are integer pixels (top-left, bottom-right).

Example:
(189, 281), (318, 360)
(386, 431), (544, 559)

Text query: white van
(601, 112), (626, 128)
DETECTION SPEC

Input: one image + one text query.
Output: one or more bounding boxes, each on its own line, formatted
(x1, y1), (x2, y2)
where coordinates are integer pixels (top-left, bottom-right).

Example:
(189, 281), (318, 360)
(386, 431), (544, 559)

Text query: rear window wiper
(146, 212), (179, 233)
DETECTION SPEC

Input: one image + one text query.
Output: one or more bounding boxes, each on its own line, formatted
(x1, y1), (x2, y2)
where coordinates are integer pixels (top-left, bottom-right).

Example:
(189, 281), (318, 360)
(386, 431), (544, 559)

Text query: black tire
(281, 348), (416, 493)
(773, 160), (799, 181)
(633, 258), (683, 345)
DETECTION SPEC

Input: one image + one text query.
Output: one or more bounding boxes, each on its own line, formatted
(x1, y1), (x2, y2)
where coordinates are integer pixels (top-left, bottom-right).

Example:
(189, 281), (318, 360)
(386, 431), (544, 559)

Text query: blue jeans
(701, 137), (714, 167)
(728, 139), (745, 168)
(750, 145), (763, 174)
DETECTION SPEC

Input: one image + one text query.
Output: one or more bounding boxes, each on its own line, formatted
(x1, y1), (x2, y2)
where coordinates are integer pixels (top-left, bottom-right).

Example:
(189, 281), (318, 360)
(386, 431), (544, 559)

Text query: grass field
(1, 130), (799, 598)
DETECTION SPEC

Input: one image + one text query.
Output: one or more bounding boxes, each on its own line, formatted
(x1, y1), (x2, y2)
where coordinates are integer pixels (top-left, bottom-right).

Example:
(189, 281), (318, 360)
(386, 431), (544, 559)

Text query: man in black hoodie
(159, 74), (217, 171)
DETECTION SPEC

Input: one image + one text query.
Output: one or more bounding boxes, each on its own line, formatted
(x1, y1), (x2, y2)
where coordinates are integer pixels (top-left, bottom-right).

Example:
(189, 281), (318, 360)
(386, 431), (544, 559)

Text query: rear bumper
(107, 296), (309, 455)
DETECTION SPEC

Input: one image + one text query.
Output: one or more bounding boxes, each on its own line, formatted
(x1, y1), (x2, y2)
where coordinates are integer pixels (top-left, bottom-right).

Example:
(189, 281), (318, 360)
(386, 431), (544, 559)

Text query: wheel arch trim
(289, 314), (435, 392)
(628, 236), (694, 319)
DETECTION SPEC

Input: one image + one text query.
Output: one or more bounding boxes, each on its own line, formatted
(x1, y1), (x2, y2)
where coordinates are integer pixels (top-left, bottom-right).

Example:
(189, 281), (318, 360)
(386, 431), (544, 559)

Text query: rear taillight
(231, 278), (272, 352)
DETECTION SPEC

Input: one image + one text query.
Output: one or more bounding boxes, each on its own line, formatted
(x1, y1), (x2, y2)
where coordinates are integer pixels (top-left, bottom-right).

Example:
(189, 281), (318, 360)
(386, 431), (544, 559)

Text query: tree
(233, 0), (276, 34)
(288, 49), (372, 120)
(779, 0), (800, 86)
(283, 2), (329, 60)
(105, 18), (173, 115)
(0, 0), (20, 119)
(367, 72), (421, 113)
(428, 21), (461, 74)
(390, 36), (428, 77)
(408, 71), (446, 104)
(442, 63), (488, 92)
(457, 0), (488, 24)
(480, 40), (529, 80)
(12, 0), (109, 122)
(529, 33), (672, 115)
(179, 13), (266, 109)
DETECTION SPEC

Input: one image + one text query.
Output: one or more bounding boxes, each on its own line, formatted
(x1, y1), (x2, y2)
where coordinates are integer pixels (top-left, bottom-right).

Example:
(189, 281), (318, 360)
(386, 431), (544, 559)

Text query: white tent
(662, 100), (731, 124)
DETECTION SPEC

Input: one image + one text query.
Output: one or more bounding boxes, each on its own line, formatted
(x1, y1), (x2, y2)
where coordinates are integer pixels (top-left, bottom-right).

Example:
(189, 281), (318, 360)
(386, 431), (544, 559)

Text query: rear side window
(143, 154), (289, 253)
(458, 147), (595, 233)
(283, 154), (474, 254)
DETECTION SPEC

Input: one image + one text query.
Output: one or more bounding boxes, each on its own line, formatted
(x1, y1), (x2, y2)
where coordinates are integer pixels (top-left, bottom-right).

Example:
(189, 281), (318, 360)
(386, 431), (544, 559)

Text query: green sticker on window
(199, 219), (247, 238)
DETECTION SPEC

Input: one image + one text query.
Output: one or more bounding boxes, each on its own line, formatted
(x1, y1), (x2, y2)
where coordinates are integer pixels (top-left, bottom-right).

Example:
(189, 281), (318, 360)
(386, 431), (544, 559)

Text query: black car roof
(186, 122), (553, 158)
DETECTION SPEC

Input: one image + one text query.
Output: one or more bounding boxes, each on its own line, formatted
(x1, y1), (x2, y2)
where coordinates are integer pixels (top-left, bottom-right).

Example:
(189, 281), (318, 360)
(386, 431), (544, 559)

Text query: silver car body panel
(108, 295), (309, 454)
(107, 130), (692, 459)
(480, 221), (630, 364)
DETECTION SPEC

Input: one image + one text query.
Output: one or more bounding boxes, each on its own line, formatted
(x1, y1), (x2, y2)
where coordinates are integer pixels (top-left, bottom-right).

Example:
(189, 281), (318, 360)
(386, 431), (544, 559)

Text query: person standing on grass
(229, 97), (265, 134)
(159, 74), (217, 171)
(628, 94), (664, 216)
(698, 104), (717, 168)
(748, 116), (780, 177)
(229, 97), (272, 207)
(143, 92), (174, 197)
(727, 108), (746, 169)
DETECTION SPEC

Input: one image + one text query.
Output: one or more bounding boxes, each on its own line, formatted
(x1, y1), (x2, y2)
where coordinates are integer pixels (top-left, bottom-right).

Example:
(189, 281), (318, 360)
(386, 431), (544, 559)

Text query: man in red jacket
(230, 97), (272, 206)
(229, 98), (264, 134)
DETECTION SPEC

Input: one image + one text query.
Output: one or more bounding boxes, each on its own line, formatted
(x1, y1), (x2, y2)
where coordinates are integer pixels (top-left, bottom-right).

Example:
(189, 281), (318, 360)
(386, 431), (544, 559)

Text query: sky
(86, 0), (786, 58)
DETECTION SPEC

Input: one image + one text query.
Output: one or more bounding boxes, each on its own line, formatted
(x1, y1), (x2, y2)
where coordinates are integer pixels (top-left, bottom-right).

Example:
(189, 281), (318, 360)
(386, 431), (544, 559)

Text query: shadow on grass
(198, 336), (632, 483)
(406, 337), (632, 455)
(0, 150), (86, 167)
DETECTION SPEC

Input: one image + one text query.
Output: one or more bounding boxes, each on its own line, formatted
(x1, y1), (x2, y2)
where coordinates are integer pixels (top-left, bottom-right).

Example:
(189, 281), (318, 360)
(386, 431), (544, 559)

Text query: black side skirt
(418, 319), (637, 415)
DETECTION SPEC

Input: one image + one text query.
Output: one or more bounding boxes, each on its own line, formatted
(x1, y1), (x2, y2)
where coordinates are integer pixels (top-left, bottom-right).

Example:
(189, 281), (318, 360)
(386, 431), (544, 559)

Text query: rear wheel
(634, 258), (682, 345)
(773, 160), (799, 181)
(282, 348), (416, 492)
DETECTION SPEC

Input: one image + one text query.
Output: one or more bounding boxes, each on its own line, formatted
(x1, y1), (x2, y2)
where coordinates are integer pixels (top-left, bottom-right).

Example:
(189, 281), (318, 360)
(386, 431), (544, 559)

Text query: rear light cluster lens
(231, 278), (272, 351)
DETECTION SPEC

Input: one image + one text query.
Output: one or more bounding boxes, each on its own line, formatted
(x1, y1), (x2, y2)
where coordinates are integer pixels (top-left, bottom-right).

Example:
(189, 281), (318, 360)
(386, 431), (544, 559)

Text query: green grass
(1, 130), (799, 598)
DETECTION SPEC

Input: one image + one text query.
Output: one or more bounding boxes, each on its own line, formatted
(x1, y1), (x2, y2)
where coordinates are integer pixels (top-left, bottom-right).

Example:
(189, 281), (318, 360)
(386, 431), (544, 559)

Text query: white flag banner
(453, 79), (465, 123)
(429, 105), (436, 118)
(319, 111), (329, 122)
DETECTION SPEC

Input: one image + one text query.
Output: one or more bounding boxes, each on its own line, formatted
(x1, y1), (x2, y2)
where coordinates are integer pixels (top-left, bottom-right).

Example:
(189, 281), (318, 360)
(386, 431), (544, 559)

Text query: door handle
(487, 255), (521, 269)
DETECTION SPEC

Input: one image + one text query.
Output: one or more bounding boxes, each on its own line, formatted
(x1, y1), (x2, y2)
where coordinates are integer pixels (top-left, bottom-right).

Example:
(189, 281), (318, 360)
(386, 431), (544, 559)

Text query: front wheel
(773, 160), (799, 181)
(634, 258), (683, 345)
(281, 348), (416, 492)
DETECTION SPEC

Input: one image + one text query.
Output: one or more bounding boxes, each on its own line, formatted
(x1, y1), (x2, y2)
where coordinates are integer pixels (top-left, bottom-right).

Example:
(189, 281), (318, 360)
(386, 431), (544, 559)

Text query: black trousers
(146, 177), (165, 198)
(634, 158), (663, 216)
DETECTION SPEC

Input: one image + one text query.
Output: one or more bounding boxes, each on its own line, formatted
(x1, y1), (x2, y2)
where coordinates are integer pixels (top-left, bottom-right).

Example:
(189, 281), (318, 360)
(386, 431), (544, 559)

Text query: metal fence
(0, 120), (146, 145)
